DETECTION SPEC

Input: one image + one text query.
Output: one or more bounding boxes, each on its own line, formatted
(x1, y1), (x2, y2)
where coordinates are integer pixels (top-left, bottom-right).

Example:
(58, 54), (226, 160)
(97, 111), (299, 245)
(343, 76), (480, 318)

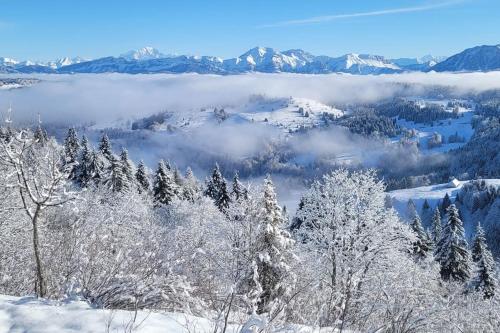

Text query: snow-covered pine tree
(422, 199), (431, 211)
(410, 214), (433, 259)
(421, 199), (432, 227)
(431, 206), (442, 247)
(153, 160), (177, 205)
(119, 148), (135, 188)
(98, 133), (113, 162)
(33, 125), (48, 145)
(88, 150), (104, 185)
(204, 164), (221, 198)
(289, 196), (306, 231)
(182, 167), (200, 202)
(407, 199), (417, 220)
(217, 180), (231, 213)
(135, 160), (150, 194)
(441, 193), (452, 213)
(232, 171), (248, 201)
(108, 155), (127, 192)
(471, 223), (496, 298)
(205, 163), (231, 212)
(77, 136), (96, 187)
(436, 204), (471, 282)
(63, 128), (80, 179)
(247, 176), (294, 315)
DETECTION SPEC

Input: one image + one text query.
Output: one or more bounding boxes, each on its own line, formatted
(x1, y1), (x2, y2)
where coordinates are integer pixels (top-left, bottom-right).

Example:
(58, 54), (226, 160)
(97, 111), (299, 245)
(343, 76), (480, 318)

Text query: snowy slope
(432, 44), (500, 72)
(118, 96), (343, 134)
(0, 294), (239, 333)
(235, 96), (343, 131)
(0, 294), (327, 333)
(94, 95), (343, 133)
(393, 99), (475, 154)
(388, 179), (500, 234)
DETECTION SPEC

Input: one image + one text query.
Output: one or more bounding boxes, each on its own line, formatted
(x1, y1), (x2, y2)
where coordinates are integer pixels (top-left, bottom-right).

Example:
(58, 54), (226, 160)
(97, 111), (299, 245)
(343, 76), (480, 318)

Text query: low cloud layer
(2, 71), (500, 126)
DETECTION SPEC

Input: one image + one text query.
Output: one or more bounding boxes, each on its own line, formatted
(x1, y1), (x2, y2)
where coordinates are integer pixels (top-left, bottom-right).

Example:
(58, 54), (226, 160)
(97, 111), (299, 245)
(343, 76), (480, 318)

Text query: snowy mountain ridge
(0, 46), (441, 75)
(3, 43), (500, 74)
(432, 44), (500, 72)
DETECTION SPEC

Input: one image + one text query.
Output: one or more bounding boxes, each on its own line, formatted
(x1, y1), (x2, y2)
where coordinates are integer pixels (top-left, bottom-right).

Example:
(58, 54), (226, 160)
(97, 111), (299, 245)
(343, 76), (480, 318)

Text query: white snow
(96, 95), (344, 134)
(120, 47), (169, 61)
(236, 96), (343, 132)
(0, 294), (238, 333)
(0, 294), (329, 333)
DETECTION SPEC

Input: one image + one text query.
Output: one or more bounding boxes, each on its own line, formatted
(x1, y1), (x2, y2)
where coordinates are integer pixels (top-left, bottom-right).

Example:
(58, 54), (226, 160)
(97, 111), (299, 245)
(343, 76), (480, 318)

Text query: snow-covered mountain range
(0, 44), (499, 75)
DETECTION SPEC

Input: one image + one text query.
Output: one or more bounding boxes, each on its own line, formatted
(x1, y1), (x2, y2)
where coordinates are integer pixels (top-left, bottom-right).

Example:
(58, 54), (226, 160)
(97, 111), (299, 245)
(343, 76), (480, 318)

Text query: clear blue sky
(0, 0), (498, 61)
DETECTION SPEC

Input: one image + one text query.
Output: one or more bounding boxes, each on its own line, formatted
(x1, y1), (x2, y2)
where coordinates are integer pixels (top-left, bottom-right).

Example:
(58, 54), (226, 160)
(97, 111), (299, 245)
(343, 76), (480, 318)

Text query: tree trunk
(32, 205), (47, 297)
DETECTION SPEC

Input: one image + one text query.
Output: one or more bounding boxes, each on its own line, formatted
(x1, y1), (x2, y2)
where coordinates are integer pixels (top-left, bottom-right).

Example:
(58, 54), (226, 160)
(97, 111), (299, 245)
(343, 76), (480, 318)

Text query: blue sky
(0, 0), (498, 61)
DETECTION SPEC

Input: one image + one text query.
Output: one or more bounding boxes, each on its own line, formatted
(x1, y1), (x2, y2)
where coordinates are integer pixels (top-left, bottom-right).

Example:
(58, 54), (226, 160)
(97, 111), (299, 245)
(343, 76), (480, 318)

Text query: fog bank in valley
(1, 71), (500, 125)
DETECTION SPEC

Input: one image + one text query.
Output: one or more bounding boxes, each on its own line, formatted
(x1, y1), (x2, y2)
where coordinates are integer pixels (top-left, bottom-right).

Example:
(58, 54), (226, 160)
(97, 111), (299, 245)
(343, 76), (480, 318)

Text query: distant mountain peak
(120, 47), (166, 61)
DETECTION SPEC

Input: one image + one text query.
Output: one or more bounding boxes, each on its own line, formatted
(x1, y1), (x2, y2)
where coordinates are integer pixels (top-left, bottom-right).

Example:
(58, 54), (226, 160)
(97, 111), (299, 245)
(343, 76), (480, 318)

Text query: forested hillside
(0, 126), (498, 332)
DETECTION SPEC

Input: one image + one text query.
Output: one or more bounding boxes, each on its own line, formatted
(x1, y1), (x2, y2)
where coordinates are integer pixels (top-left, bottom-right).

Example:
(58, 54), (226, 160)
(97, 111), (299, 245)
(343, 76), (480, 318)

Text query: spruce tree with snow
(431, 206), (442, 247)
(204, 164), (221, 199)
(436, 204), (471, 282)
(407, 199), (417, 220)
(182, 167), (200, 202)
(246, 176), (294, 315)
(422, 199), (431, 211)
(410, 214), (433, 259)
(77, 136), (101, 187)
(135, 160), (150, 194)
(153, 160), (177, 205)
(441, 193), (452, 213)
(108, 155), (127, 192)
(471, 223), (497, 298)
(98, 133), (113, 162)
(119, 148), (135, 186)
(421, 199), (432, 226)
(289, 197), (306, 231)
(63, 128), (80, 179)
(33, 124), (48, 145)
(232, 171), (248, 201)
(89, 150), (104, 184)
(205, 164), (231, 212)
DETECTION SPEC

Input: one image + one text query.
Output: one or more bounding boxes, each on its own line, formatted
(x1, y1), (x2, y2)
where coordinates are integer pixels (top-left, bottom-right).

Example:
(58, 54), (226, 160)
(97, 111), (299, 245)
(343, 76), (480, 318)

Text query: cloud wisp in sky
(258, 0), (464, 28)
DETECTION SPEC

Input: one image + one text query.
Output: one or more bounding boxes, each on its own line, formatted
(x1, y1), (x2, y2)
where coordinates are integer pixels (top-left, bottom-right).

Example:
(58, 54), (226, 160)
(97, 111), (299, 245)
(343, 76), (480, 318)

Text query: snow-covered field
(0, 295), (329, 333)
(235, 96), (343, 132)
(0, 295), (238, 333)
